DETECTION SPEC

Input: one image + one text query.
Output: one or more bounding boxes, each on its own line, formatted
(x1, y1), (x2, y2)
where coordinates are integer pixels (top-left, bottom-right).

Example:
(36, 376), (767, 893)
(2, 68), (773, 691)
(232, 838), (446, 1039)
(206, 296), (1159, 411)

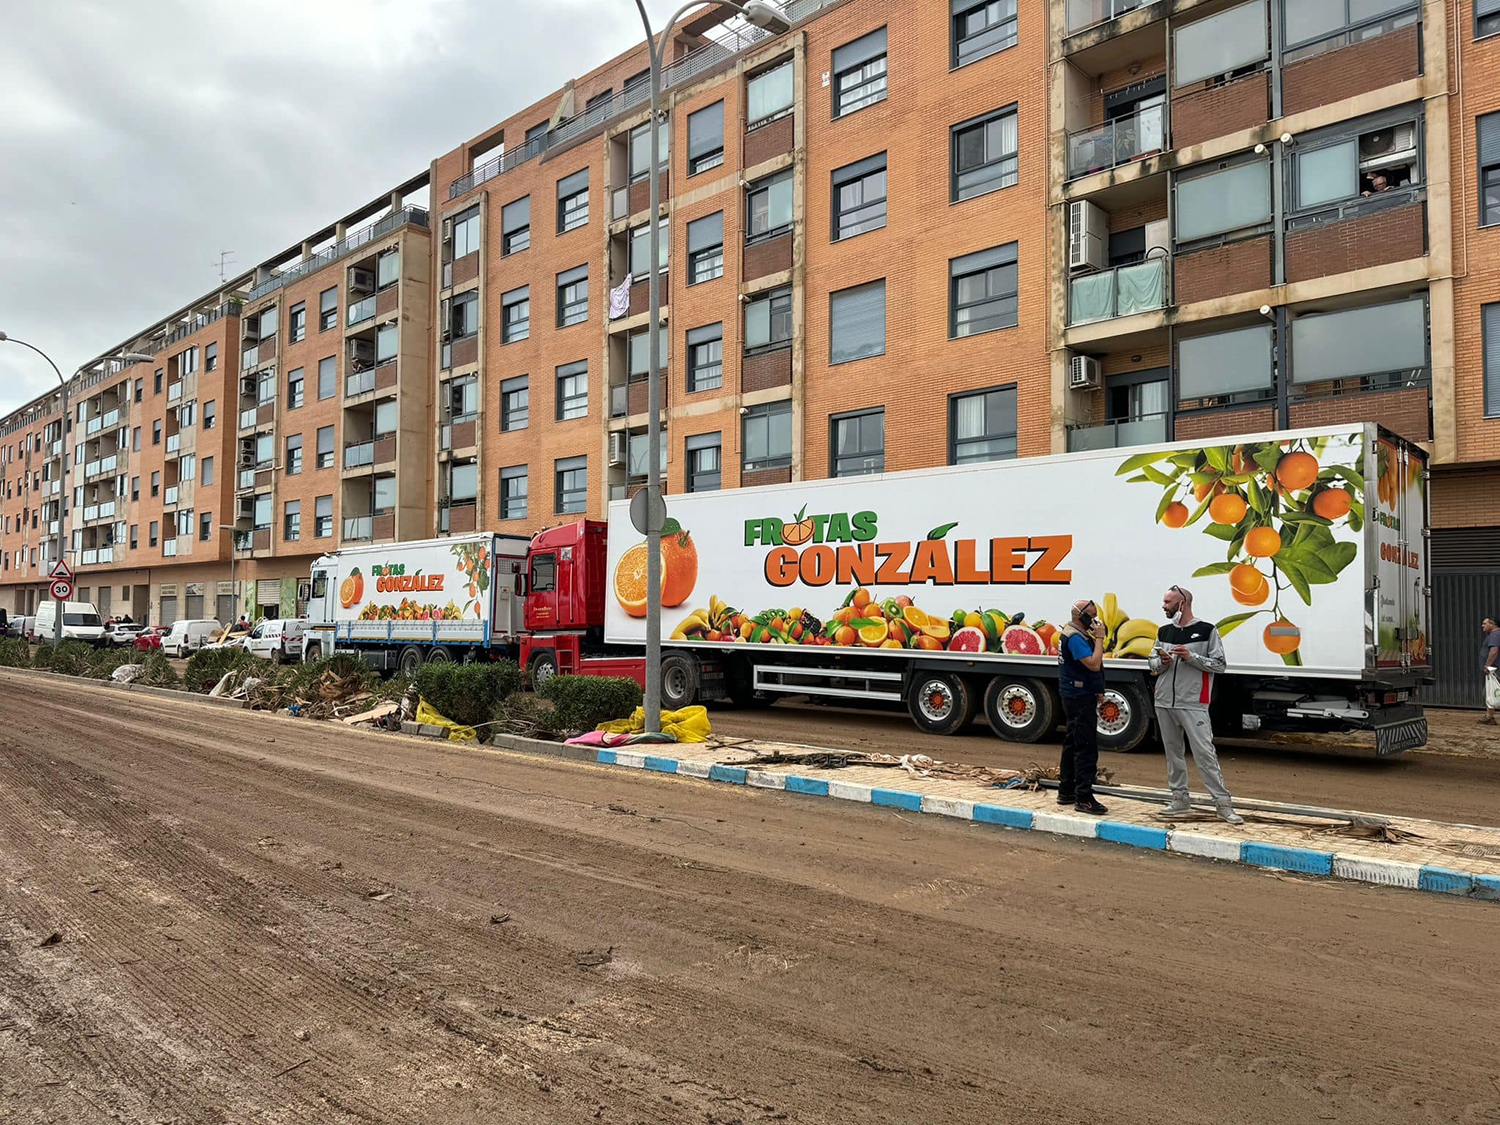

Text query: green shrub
(184, 647), (257, 693)
(38, 640), (97, 678)
(134, 651), (181, 689)
(287, 652), (379, 698)
(0, 638), (31, 668)
(87, 647), (136, 680)
(413, 659), (523, 730)
(538, 675), (643, 735)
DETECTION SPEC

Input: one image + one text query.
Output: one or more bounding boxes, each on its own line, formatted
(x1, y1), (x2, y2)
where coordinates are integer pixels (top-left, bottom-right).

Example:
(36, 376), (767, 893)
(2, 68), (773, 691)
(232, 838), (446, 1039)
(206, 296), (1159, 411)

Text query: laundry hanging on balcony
(609, 272), (633, 320)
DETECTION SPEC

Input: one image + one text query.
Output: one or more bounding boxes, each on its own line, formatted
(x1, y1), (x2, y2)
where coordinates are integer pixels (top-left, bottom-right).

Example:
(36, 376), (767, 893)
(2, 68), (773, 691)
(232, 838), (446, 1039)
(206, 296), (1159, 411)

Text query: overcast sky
(0, 0), (685, 416)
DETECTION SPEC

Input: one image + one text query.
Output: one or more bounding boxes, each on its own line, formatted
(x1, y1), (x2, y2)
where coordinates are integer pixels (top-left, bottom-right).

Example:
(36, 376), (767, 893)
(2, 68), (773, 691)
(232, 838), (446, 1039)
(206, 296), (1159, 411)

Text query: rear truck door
(1367, 430), (1429, 754)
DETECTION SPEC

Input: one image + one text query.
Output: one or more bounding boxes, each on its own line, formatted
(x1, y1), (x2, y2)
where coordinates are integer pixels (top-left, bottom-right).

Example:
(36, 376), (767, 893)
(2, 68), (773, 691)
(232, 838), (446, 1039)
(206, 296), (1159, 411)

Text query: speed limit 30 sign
(49, 578), (73, 601)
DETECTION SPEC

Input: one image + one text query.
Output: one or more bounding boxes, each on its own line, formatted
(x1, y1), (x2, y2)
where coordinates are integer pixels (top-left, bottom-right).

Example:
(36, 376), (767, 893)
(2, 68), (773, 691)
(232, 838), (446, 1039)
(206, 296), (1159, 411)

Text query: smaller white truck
(34, 600), (106, 646)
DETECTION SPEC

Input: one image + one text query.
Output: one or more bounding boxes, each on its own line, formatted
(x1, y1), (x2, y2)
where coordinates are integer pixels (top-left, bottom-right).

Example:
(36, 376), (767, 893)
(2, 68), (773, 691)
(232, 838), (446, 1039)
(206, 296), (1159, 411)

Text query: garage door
(216, 594), (235, 625)
(256, 579), (281, 615)
(1422, 528), (1500, 709)
(159, 596), (179, 628)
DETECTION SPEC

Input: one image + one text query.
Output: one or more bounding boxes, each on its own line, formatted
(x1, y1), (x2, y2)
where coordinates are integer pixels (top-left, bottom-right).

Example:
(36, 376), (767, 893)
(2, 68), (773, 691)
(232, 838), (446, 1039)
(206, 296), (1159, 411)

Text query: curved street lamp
(629, 0), (791, 733)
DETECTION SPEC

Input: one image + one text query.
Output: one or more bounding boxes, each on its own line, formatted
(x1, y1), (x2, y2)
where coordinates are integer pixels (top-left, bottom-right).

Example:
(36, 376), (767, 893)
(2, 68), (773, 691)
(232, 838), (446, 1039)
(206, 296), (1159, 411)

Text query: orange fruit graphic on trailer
(613, 542), (664, 618)
(1244, 526), (1283, 558)
(1229, 564), (1270, 606)
(1264, 619), (1302, 655)
(1161, 502), (1190, 528)
(781, 505), (815, 546)
(901, 605), (934, 630)
(1275, 451), (1319, 492)
(1208, 493), (1248, 525)
(659, 519), (698, 607)
(339, 567), (364, 609)
(1311, 487), (1352, 520)
(859, 621), (889, 647)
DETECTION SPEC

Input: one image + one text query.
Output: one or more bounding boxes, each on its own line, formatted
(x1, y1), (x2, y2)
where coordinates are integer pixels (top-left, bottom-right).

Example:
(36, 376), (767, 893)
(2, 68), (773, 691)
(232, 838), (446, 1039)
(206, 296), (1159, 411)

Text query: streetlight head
(0, 332), (8, 342)
(120, 351), (154, 363)
(742, 1), (791, 33)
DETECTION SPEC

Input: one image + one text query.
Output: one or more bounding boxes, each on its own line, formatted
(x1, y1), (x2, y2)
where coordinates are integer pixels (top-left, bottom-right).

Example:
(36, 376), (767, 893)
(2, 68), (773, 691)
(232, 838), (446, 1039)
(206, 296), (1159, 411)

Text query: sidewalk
(591, 737), (1500, 902)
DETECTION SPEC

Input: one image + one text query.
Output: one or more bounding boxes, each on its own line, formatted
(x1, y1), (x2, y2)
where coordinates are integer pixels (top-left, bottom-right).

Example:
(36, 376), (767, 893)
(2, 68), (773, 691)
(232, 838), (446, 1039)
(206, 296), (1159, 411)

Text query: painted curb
(592, 750), (1499, 902)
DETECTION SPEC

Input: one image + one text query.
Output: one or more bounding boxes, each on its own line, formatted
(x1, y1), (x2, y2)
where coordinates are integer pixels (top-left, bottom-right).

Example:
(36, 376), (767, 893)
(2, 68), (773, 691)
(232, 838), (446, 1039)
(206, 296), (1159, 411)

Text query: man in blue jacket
(1057, 598), (1108, 815)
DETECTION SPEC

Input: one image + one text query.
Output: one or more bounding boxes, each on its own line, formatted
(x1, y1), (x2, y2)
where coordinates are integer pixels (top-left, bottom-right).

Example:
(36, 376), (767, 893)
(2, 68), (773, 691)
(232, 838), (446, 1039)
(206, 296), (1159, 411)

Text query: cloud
(0, 0), (679, 415)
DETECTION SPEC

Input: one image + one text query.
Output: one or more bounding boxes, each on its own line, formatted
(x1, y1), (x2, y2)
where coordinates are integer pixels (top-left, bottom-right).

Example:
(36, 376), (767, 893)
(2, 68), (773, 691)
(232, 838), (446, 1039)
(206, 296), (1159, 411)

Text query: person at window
(1056, 599), (1108, 816)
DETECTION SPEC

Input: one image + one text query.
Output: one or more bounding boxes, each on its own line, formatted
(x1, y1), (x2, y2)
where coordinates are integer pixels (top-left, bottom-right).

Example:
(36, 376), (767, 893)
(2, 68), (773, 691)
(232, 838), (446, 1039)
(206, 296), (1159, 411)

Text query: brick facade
(1173, 407), (1277, 441)
(1281, 25), (1421, 118)
(742, 346), (793, 392)
(1284, 201), (1427, 284)
(1174, 236), (1272, 306)
(1170, 73), (1269, 151)
(1289, 387), (1431, 444)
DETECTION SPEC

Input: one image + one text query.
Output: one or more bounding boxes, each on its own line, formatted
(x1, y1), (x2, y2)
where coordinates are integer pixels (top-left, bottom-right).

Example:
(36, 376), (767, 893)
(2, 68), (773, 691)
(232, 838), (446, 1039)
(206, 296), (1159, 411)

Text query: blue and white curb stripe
(592, 749), (1499, 902)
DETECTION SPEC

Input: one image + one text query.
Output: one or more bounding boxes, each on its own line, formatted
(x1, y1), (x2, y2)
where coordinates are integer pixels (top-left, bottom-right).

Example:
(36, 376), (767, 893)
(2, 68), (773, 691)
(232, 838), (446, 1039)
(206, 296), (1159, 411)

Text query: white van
(34, 600), (106, 646)
(162, 619), (224, 658)
(245, 618), (308, 664)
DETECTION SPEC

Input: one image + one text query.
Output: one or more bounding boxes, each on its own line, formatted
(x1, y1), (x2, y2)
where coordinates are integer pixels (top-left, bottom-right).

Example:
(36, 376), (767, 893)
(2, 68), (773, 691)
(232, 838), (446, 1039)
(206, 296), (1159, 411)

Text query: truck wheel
(426, 646), (453, 665)
(907, 672), (975, 736)
(528, 649), (558, 687)
(397, 646), (423, 678)
(1097, 683), (1151, 753)
(303, 643), (322, 663)
(983, 676), (1057, 743)
(661, 653), (699, 710)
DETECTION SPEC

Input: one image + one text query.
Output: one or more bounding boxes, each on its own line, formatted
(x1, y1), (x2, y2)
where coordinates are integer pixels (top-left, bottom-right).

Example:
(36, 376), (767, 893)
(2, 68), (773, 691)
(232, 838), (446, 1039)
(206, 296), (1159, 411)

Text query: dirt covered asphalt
(1, 671), (1497, 1124)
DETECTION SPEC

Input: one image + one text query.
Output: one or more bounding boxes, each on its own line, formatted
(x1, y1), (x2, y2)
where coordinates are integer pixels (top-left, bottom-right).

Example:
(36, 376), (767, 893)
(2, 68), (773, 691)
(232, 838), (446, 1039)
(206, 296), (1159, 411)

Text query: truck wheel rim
(664, 664), (688, 698)
(917, 679), (954, 723)
(1097, 689), (1130, 736)
(533, 661), (554, 684)
(995, 684), (1037, 729)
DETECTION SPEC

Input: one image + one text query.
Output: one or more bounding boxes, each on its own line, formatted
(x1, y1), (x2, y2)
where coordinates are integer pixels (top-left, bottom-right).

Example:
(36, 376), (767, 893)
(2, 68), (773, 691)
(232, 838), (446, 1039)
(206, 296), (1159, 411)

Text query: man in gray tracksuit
(1148, 585), (1243, 825)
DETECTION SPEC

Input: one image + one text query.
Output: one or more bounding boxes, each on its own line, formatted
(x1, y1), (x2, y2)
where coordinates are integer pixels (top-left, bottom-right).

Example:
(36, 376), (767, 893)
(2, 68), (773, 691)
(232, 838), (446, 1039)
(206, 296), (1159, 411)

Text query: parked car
(245, 617), (308, 664)
(7, 614), (35, 640)
(106, 622), (146, 647)
(134, 626), (169, 652)
(161, 619), (224, 658)
(34, 600), (106, 646)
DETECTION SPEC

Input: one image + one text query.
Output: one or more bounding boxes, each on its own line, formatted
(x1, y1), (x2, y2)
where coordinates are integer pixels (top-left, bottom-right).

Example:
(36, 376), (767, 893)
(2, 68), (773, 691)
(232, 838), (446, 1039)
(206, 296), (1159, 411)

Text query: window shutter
(1480, 111), (1500, 164)
(557, 168), (588, 198)
(503, 196), (530, 233)
(687, 212), (724, 253)
(1485, 303), (1500, 418)
(687, 323), (723, 348)
(557, 264), (588, 287)
(950, 242), (1018, 277)
(688, 101), (724, 160)
(832, 27), (887, 74)
(830, 281), (887, 364)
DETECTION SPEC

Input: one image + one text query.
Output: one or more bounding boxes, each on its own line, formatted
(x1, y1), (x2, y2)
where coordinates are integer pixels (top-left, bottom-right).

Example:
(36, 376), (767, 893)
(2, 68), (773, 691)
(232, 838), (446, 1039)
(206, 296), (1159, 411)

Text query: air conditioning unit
(350, 339), (375, 364)
(349, 267), (376, 293)
(236, 496), (256, 522)
(1144, 218), (1170, 259)
(1069, 354), (1103, 391)
(240, 374), (258, 396)
(1068, 200), (1109, 273)
(608, 431), (626, 467)
(238, 441), (257, 468)
(441, 217), (453, 242)
(1359, 123), (1417, 166)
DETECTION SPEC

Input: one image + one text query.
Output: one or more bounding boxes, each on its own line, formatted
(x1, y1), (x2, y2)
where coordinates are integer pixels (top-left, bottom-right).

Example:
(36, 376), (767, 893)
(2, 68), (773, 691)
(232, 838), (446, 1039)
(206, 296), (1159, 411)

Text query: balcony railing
(167, 381), (184, 403)
(166, 434), (181, 454)
(1069, 257), (1170, 326)
(1069, 414), (1170, 452)
(1064, 0), (1149, 34)
(346, 369), (376, 397)
(344, 441), (374, 469)
(238, 467), (256, 491)
(83, 504), (98, 522)
(610, 384), (628, 419)
(102, 408), (120, 429)
(348, 295), (377, 326)
(164, 485), (179, 507)
(85, 415), (103, 436)
(342, 516), (373, 541)
(245, 207), (430, 302)
(1067, 103), (1167, 179)
(162, 540), (179, 558)
(241, 344), (260, 371)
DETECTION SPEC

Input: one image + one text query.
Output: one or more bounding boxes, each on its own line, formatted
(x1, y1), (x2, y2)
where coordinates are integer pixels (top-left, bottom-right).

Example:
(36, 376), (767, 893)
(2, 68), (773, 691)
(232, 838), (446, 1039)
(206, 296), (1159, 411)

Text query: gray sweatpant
(1155, 706), (1233, 808)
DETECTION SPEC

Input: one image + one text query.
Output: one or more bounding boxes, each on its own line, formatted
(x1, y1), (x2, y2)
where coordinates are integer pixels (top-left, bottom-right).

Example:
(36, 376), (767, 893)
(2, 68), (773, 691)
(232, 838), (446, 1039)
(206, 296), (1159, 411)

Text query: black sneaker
(1056, 792), (1075, 805)
(1074, 799), (1109, 816)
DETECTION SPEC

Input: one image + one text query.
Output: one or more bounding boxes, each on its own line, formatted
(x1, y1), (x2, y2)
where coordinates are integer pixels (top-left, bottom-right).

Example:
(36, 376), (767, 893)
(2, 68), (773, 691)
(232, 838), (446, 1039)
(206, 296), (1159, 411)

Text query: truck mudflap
(1372, 705), (1427, 756)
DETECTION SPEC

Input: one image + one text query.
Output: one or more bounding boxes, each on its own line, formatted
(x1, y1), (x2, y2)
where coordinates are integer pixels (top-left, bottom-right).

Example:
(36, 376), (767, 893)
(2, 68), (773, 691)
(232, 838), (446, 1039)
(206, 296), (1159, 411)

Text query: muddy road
(1, 672), (1496, 1124)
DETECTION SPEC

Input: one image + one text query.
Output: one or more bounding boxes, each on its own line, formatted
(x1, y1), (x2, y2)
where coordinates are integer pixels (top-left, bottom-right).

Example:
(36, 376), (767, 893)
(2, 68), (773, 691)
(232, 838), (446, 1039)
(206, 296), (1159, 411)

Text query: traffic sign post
(50, 577), (73, 602)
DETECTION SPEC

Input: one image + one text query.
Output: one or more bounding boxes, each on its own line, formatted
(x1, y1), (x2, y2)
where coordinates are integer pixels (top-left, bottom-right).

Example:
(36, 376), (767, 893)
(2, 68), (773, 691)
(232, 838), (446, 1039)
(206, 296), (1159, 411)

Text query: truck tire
(661, 653), (700, 709)
(303, 642), (321, 663)
(906, 672), (976, 736)
(1097, 682), (1151, 753)
(528, 649), (558, 687)
(983, 676), (1057, 743)
(397, 645), (424, 678)
(426, 646), (454, 665)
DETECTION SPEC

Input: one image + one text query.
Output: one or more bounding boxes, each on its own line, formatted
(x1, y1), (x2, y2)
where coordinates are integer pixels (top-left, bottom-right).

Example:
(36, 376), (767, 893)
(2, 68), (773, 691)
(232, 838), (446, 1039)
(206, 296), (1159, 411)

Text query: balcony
(347, 369), (376, 397)
(81, 547), (115, 566)
(167, 381), (183, 404)
(1068, 414), (1169, 452)
(1067, 103), (1167, 180)
(342, 516), (373, 541)
(344, 441), (374, 470)
(164, 485), (180, 507)
(241, 344), (260, 371)
(245, 206), (430, 302)
(1064, 0), (1149, 35)
(1069, 257), (1170, 326)
(348, 295), (378, 327)
(239, 406), (259, 430)
(610, 384), (628, 419)
(166, 434), (181, 454)
(162, 540), (179, 558)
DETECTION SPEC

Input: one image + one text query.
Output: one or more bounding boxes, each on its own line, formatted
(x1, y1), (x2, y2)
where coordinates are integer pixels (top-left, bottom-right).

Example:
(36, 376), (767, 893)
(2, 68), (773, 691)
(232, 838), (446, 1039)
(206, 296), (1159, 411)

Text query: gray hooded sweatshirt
(1147, 617), (1227, 710)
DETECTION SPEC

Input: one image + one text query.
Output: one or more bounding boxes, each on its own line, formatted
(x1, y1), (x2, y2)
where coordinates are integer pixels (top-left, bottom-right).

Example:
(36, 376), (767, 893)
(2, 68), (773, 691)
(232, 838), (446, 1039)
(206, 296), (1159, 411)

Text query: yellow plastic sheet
(595, 705), (712, 743)
(415, 698), (477, 742)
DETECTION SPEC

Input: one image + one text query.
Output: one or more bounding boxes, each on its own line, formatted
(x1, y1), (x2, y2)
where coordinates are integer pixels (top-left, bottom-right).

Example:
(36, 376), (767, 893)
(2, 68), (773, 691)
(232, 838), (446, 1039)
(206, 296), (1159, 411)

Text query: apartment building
(2, 0), (1495, 683)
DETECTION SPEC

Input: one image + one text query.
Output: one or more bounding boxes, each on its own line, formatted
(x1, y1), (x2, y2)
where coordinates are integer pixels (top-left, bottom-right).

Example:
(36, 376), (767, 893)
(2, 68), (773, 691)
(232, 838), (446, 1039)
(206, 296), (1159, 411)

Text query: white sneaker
(1217, 807), (1245, 826)
(1156, 801), (1194, 820)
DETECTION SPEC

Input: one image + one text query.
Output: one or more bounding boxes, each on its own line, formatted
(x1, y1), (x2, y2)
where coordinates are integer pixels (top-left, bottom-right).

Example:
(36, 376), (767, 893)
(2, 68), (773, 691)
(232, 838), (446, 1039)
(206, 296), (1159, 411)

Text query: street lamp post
(0, 333), (151, 644)
(630, 0), (789, 732)
(218, 525), (239, 624)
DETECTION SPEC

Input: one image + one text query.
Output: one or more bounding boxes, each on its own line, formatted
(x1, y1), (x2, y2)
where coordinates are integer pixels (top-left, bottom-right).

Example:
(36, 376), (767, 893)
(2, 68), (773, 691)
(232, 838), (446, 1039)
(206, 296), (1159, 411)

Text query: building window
(499, 465), (528, 519)
(627, 428), (667, 481)
(376, 249), (399, 289)
(742, 401), (792, 471)
(587, 88), (614, 113)
(687, 324), (723, 391)
(256, 369), (276, 406)
(154, 369), (164, 393)
(286, 433), (303, 475)
(557, 168), (589, 232)
(205, 343), (217, 372)
(555, 456), (588, 514)
(284, 500), (301, 542)
(629, 119), (670, 183)
(949, 385), (1017, 464)
(831, 408), (885, 477)
(1177, 323), (1274, 405)
(448, 374), (478, 422)
(557, 265), (589, 327)
(316, 425), (335, 469)
(951, 106), (1019, 202)
(953, 0), (1018, 68)
(315, 495), (333, 538)
(686, 433), (722, 492)
(1174, 158), (1271, 244)
(1481, 111), (1500, 226)
(556, 360), (588, 420)
(319, 286), (338, 331)
(746, 58), (793, 126)
(744, 286), (792, 352)
(832, 153), (887, 240)
(833, 28), (887, 117)
(200, 512), (212, 541)
(746, 170), (793, 241)
(152, 419), (162, 445)
(149, 521), (159, 548)
(289, 302), (306, 343)
(450, 289), (479, 340)
(830, 280), (886, 365)
(151, 471), (160, 497)
(1485, 302), (1500, 415)
(201, 457), (213, 486)
(950, 243), (1019, 338)
(134, 378), (143, 402)
(1283, 0), (1418, 52)
(132, 426), (141, 451)
(501, 286), (530, 343)
(1174, 0), (1269, 86)
(1291, 119), (1421, 217)
(182, 346), (200, 375)
(502, 195), (530, 255)
(1481, 0), (1500, 37)
(687, 212), (725, 283)
(629, 218), (669, 278)
(688, 100), (725, 174)
(375, 323), (398, 368)
(628, 327), (669, 381)
(284, 367), (303, 409)
(203, 400), (215, 429)
(1289, 296), (1428, 390)
(131, 476), (140, 501)
(451, 205), (481, 258)
(318, 355), (336, 399)
(252, 494), (272, 533)
(501, 376), (529, 431)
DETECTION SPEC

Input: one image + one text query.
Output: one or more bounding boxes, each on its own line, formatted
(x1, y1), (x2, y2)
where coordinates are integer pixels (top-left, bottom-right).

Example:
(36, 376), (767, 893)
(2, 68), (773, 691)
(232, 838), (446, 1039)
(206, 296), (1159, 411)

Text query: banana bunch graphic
(671, 595), (739, 640)
(1100, 592), (1159, 660)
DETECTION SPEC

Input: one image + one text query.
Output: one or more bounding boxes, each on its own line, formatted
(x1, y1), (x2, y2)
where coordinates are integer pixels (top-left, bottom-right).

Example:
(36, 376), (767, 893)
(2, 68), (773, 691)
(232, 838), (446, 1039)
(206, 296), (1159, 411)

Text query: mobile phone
(1079, 610), (1095, 631)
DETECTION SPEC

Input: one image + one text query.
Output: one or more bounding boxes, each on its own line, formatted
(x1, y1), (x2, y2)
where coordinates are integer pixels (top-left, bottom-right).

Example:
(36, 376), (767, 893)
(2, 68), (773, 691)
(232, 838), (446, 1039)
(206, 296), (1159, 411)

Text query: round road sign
(628, 484), (667, 535)
(49, 578), (73, 601)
